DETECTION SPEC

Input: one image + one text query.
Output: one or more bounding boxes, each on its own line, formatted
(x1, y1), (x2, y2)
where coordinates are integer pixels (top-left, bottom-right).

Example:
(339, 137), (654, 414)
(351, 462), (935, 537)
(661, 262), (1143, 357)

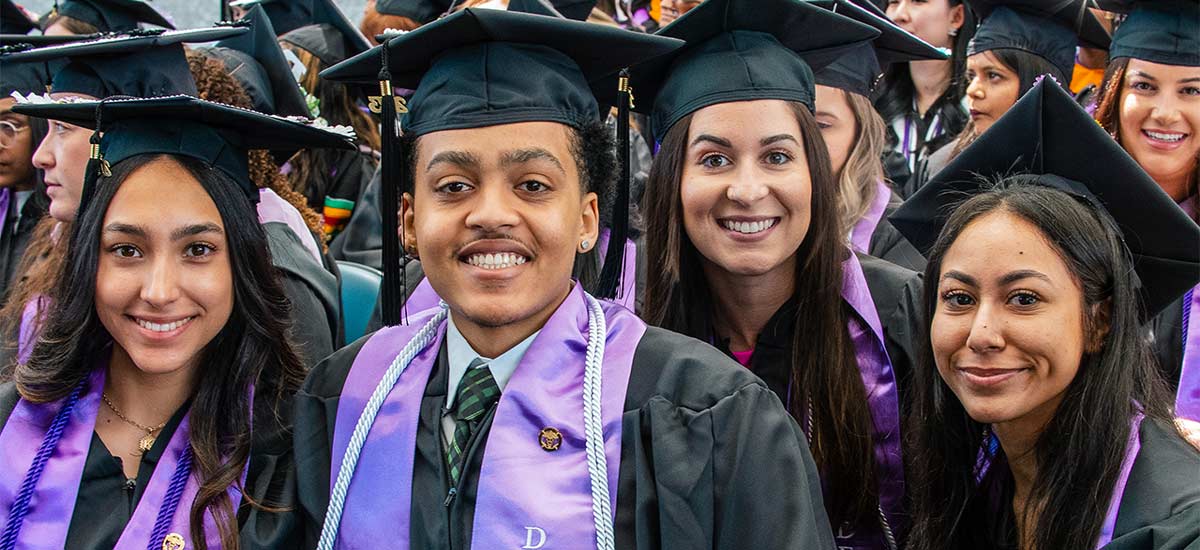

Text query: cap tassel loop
(376, 44), (405, 327)
(596, 69), (633, 299)
(79, 100), (113, 215)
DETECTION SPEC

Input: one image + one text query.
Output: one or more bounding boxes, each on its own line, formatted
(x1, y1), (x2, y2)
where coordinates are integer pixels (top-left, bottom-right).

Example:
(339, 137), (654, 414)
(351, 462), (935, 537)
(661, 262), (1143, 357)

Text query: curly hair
(186, 50), (327, 246)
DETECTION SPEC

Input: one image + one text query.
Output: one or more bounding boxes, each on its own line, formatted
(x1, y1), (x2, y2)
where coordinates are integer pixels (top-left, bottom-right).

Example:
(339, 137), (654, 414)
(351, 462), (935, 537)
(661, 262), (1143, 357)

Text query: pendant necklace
(101, 393), (167, 454)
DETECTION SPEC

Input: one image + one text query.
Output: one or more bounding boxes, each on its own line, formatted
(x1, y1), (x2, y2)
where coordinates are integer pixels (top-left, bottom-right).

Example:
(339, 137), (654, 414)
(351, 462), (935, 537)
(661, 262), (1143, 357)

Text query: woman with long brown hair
(0, 95), (353, 550)
(1093, 0), (1200, 420)
(639, 0), (923, 547)
(895, 78), (1199, 550)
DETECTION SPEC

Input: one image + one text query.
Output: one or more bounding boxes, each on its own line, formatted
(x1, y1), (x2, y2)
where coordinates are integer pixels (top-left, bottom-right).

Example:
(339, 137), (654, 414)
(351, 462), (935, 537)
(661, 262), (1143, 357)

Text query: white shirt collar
(444, 313), (539, 409)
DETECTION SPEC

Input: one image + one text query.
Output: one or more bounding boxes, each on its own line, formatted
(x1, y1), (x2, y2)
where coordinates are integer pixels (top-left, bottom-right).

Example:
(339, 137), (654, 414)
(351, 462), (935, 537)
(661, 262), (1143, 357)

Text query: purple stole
(330, 284), (645, 549)
(1096, 414), (1145, 548)
(1177, 287), (1199, 420)
(849, 181), (891, 254)
(0, 366), (244, 549)
(837, 253), (906, 548)
(257, 188), (323, 265)
(16, 294), (45, 365)
(404, 231), (639, 315)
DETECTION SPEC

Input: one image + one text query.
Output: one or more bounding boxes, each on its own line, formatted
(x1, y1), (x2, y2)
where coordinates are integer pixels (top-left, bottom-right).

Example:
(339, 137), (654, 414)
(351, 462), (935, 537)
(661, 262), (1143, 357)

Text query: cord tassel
(377, 43), (404, 327)
(596, 68), (633, 299)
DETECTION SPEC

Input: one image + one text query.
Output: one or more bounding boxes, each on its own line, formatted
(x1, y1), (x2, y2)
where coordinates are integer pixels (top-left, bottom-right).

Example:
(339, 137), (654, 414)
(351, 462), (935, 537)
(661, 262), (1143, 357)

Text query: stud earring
(949, 28), (958, 37)
(581, 240), (590, 251)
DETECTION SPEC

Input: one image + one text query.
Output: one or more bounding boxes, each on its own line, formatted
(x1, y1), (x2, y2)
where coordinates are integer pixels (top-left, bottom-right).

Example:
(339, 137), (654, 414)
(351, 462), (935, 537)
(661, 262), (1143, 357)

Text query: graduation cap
(810, 0), (947, 97)
(965, 0), (1110, 81)
(229, 0), (311, 35)
(545, 0), (597, 20)
(1099, 0), (1199, 67)
(11, 94), (355, 210)
(0, 57), (49, 96)
(279, 0), (370, 67)
(623, 0), (880, 143)
(200, 5), (309, 117)
(321, 5), (684, 324)
(2, 0), (37, 34)
(0, 26), (249, 99)
(0, 33), (93, 47)
(889, 79), (1200, 317)
(48, 0), (174, 32)
(374, 0), (453, 24)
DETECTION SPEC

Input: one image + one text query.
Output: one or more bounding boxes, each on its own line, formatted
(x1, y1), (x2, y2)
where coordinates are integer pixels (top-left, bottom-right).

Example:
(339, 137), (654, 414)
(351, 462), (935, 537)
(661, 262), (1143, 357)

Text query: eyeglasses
(0, 120), (30, 149)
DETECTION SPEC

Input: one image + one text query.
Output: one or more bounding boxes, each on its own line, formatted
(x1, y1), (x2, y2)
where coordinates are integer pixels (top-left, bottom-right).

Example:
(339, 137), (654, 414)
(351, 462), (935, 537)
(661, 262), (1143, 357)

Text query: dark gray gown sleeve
(1103, 419), (1200, 550)
(617, 327), (835, 550)
(329, 166), (383, 270)
(263, 223), (341, 366)
(860, 254), (924, 409)
(1149, 294), (1185, 393)
(292, 336), (370, 549)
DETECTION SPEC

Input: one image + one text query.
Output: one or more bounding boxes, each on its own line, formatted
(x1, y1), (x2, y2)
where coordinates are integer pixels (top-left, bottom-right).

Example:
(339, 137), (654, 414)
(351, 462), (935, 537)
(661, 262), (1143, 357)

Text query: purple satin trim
(1177, 287), (1199, 420)
(850, 181), (891, 254)
(257, 189), (322, 265)
(16, 295), (45, 365)
(472, 287), (643, 547)
(1096, 413), (1144, 548)
(632, 8), (650, 25)
(403, 231), (638, 316)
(0, 189), (10, 249)
(331, 286), (645, 549)
(0, 368), (102, 550)
(838, 253), (906, 546)
(331, 306), (448, 548)
(0, 363), (245, 549)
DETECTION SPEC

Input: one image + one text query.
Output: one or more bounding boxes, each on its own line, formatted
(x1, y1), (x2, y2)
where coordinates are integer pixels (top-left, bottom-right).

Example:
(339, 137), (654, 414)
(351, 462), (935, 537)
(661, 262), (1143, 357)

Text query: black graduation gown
(306, 148), (377, 214)
(867, 192), (926, 273)
(262, 222), (343, 365)
(0, 381), (300, 549)
(328, 165), (384, 270)
(1149, 293), (1187, 394)
(294, 327), (836, 549)
(1103, 419), (1200, 549)
(0, 191), (46, 303)
(714, 253), (924, 411)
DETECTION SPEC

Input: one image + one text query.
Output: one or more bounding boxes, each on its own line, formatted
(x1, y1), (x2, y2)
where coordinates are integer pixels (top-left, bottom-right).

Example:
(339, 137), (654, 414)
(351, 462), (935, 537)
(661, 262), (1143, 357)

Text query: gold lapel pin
(162, 533), (186, 550)
(539, 427), (563, 452)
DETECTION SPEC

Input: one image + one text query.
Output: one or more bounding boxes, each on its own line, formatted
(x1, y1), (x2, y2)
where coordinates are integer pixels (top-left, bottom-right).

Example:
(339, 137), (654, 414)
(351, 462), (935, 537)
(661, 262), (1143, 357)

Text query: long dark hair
(874, 0), (976, 149)
(642, 102), (882, 531)
(906, 178), (1181, 550)
(15, 154), (306, 550)
(949, 48), (1066, 157)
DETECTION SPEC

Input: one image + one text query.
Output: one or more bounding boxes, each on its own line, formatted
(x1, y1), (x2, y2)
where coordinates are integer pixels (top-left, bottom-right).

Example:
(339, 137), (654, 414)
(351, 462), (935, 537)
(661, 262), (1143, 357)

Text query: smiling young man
(293, 5), (835, 550)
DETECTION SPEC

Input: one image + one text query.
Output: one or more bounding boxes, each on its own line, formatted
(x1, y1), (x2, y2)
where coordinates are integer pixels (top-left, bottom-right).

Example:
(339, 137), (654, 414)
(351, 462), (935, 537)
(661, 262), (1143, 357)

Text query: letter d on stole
(522, 526), (547, 549)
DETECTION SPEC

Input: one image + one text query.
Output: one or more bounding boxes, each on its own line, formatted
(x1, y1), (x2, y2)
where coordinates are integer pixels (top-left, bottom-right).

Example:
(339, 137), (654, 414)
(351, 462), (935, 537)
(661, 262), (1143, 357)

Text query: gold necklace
(101, 393), (167, 454)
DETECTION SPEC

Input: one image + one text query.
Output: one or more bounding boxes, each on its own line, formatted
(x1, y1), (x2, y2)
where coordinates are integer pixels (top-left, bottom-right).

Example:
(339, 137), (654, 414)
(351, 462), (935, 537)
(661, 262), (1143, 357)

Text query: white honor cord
(583, 295), (615, 550)
(316, 305), (449, 550)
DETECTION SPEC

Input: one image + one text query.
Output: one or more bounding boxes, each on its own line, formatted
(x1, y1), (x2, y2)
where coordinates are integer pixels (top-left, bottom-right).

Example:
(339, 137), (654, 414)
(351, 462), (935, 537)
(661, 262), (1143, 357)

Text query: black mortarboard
(0, 33), (91, 47)
(0, 57), (48, 96)
(322, 6), (684, 324)
(374, 0), (453, 24)
(811, 0), (947, 97)
(279, 0), (370, 67)
(11, 95), (355, 207)
(229, 0), (311, 35)
(547, 0), (596, 20)
(49, 0), (174, 32)
(626, 0), (879, 143)
(966, 0), (1110, 81)
(1100, 0), (1199, 67)
(1, 26), (248, 99)
(890, 80), (1200, 317)
(201, 6), (309, 117)
(2, 0), (36, 34)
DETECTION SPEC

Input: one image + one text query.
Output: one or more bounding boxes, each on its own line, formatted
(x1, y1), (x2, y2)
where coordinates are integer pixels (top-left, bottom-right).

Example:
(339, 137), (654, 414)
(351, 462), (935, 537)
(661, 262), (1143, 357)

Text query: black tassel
(78, 101), (111, 215)
(596, 68), (632, 299)
(377, 44), (404, 327)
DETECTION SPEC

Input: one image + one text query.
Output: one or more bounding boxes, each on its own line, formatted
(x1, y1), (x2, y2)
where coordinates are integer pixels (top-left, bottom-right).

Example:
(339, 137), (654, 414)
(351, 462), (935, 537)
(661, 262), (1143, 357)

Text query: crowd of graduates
(0, 0), (1196, 548)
